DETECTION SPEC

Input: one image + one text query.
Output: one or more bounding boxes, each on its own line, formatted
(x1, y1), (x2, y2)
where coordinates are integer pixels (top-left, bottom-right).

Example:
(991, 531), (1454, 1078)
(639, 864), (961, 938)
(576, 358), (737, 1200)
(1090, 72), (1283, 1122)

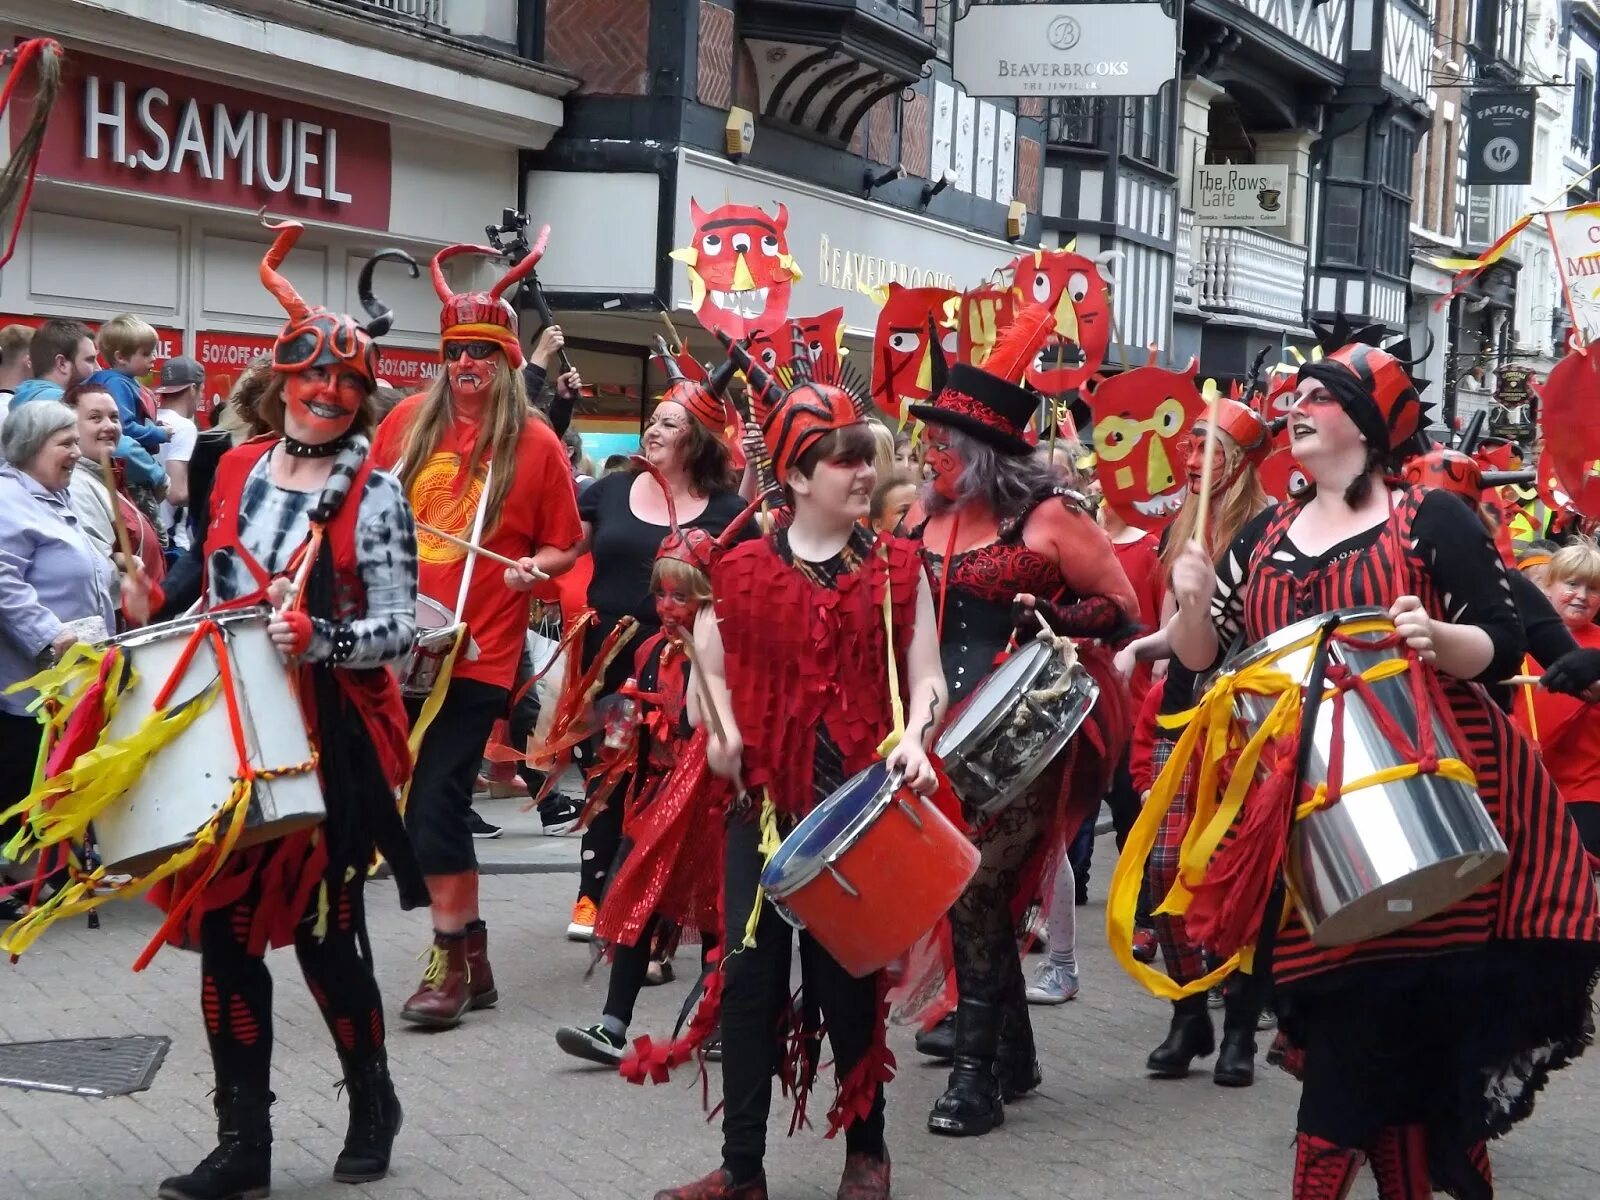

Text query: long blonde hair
(395, 355), (531, 531)
(1160, 428), (1268, 574)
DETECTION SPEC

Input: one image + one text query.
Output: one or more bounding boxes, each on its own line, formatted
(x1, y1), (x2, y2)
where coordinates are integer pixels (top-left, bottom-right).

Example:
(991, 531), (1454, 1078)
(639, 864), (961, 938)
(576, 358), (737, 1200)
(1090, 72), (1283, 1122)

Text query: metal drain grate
(0, 1035), (170, 1097)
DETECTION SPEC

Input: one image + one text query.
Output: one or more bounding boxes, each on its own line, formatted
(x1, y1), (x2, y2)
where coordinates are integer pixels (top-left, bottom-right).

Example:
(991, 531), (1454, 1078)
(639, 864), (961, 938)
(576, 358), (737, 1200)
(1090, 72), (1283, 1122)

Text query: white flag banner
(1546, 203), (1600, 344)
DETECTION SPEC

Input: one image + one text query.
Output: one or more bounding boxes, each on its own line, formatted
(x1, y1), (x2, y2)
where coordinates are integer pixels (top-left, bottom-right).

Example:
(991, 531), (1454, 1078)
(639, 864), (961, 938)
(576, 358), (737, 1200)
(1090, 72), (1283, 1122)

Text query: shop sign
(951, 3), (1176, 97)
(376, 346), (443, 391)
(14, 51), (391, 230)
(0, 312), (182, 377)
(1194, 165), (1289, 226)
(1494, 364), (1535, 408)
(1465, 91), (1535, 186)
(671, 153), (1023, 336)
(194, 331), (442, 408)
(1466, 187), (1495, 248)
(1545, 202), (1600, 344)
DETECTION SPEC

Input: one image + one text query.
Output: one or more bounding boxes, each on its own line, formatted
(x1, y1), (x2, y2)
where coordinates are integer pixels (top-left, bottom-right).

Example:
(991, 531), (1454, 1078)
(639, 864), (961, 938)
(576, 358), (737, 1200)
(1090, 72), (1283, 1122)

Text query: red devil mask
(1007, 247), (1113, 394)
(1087, 360), (1205, 531)
(722, 326), (869, 486)
(869, 284), (957, 422)
(671, 200), (801, 340)
(652, 337), (745, 470)
(747, 307), (846, 383)
(1533, 342), (1600, 519)
(1401, 445), (1483, 501)
(429, 226), (550, 368)
(260, 217), (416, 443)
(955, 285), (1019, 369)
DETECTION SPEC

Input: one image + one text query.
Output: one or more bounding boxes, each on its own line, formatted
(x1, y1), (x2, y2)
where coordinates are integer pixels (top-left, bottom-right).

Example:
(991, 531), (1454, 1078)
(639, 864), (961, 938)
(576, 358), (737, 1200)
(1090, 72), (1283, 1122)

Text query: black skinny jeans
(718, 816), (885, 1180)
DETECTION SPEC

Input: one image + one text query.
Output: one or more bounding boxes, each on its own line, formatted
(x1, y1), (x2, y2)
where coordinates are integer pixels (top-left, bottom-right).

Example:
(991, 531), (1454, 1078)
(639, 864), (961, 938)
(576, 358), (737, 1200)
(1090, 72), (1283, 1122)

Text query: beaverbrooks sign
(952, 2), (1176, 97)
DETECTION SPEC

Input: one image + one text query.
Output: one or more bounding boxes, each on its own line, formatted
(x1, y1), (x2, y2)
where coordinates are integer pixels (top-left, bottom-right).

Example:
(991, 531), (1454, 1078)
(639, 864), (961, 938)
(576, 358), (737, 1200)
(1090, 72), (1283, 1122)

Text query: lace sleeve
(307, 469), (418, 668)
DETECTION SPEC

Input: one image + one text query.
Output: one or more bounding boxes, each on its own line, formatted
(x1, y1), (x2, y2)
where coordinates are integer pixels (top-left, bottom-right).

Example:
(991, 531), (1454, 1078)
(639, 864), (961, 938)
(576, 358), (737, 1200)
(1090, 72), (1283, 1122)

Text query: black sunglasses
(443, 341), (501, 362)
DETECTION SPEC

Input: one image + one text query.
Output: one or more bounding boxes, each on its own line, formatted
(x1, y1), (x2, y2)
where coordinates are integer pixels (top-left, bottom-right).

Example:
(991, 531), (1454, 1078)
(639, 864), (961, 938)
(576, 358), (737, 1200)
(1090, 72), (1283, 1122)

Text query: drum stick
(1503, 675), (1542, 688)
(1193, 380), (1222, 544)
(414, 521), (526, 572)
(98, 457), (136, 570)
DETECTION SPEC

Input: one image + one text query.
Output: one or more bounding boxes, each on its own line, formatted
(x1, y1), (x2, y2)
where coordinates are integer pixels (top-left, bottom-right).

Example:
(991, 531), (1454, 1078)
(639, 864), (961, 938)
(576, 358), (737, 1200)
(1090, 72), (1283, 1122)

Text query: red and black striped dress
(1216, 485), (1600, 1146)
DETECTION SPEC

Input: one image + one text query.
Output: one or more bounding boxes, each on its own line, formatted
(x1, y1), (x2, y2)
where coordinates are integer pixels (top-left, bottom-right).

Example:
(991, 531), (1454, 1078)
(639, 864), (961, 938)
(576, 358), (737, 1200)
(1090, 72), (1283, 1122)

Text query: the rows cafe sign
(15, 50), (392, 229)
(952, 2), (1177, 97)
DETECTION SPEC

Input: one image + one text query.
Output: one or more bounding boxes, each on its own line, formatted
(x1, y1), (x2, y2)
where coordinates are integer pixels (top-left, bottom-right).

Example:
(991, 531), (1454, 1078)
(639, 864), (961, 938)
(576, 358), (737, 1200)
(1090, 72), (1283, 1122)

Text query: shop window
(1321, 185), (1364, 266)
(1575, 64), (1594, 153)
(932, 0), (954, 61)
(1122, 84), (1174, 171)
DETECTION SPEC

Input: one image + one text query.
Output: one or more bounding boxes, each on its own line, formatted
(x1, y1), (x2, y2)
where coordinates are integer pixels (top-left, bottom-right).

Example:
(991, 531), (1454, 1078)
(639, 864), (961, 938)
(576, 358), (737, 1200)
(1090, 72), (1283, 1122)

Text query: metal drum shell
(89, 610), (326, 876)
(933, 639), (1100, 815)
(1226, 608), (1508, 948)
(398, 594), (460, 699)
(760, 762), (979, 978)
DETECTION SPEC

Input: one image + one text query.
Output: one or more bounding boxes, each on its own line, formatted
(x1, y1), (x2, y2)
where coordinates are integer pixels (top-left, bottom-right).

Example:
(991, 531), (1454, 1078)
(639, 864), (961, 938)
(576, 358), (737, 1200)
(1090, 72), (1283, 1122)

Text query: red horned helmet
(652, 336), (746, 470)
(260, 217), (417, 385)
(1301, 316), (1434, 453)
(429, 225), (550, 367)
(1402, 444), (1483, 500)
(720, 323), (868, 486)
(1206, 397), (1271, 464)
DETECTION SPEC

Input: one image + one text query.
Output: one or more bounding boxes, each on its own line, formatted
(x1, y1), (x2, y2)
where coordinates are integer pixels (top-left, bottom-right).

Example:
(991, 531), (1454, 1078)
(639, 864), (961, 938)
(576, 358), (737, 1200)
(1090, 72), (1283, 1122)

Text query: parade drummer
(1163, 332), (1600, 1199)
(904, 306), (1138, 1137)
(371, 232), (583, 1029)
(153, 220), (428, 1200)
(1115, 395), (1273, 1085)
(649, 339), (945, 1200)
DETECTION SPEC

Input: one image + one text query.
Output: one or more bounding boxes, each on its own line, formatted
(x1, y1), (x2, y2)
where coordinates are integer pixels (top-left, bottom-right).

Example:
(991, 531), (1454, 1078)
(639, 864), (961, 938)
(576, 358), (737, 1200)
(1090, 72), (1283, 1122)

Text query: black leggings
(0, 712), (42, 852)
(603, 917), (718, 1027)
(199, 871), (385, 1093)
(719, 816), (884, 1180)
(1568, 802), (1600, 858)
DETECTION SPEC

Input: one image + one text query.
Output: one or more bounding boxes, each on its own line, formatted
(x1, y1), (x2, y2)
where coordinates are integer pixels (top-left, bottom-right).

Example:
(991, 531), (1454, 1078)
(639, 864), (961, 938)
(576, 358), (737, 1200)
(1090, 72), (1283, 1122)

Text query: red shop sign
(13, 50), (391, 230)
(376, 346), (442, 391)
(0, 311), (182, 376)
(194, 331), (274, 424)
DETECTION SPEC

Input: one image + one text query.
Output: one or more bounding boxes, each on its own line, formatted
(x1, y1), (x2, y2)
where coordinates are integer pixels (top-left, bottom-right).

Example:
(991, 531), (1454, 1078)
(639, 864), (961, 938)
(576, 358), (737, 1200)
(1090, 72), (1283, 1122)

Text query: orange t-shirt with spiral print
(372, 394), (584, 690)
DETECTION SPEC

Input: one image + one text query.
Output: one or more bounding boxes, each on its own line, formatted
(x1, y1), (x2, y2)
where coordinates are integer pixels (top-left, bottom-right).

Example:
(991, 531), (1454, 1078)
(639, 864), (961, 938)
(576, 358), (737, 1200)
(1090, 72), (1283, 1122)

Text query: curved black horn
(359, 248), (420, 338)
(1389, 326), (1437, 369)
(653, 336), (688, 384)
(707, 355), (738, 398)
(1243, 345), (1272, 399)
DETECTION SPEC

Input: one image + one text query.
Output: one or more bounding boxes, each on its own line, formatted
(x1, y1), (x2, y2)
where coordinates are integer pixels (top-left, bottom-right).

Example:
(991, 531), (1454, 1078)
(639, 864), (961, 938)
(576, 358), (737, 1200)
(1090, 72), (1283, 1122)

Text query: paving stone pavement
(2, 835), (1596, 1200)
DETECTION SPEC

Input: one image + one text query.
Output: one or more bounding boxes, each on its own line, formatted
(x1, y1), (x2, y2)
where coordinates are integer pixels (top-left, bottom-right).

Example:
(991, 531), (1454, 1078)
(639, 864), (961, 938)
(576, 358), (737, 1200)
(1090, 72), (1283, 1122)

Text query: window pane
(1322, 185), (1364, 266)
(1047, 98), (1099, 146)
(1330, 129), (1365, 178)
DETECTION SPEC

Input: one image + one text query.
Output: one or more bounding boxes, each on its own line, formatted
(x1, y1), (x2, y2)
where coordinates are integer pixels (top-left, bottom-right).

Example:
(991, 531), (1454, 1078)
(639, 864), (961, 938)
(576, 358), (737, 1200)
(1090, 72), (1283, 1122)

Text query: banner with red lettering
(12, 50), (392, 230)
(194, 331), (274, 420)
(376, 346), (442, 392)
(1545, 203), (1600, 345)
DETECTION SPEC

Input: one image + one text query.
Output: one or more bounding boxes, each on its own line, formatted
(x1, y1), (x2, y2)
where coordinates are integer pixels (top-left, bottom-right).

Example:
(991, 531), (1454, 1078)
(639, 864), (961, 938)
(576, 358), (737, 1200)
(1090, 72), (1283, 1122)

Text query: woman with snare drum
(905, 306), (1138, 1137)
(1165, 333), (1600, 1199)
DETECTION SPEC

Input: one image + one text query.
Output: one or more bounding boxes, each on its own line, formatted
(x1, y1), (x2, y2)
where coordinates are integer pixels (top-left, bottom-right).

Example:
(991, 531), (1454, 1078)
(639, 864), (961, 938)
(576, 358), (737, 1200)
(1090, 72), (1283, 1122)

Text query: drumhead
(935, 640), (1051, 759)
(416, 595), (456, 630)
(761, 762), (901, 897)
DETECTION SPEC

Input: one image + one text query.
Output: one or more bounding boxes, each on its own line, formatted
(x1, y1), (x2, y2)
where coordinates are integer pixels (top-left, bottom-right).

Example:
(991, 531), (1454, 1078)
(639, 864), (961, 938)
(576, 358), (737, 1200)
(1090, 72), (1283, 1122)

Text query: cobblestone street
(2, 824), (1596, 1200)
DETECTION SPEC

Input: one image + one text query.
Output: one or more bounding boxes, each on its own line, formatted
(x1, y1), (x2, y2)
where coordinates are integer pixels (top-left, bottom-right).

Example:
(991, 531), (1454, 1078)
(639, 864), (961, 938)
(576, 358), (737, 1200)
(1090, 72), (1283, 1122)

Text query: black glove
(1541, 647), (1600, 697)
(1012, 594), (1132, 642)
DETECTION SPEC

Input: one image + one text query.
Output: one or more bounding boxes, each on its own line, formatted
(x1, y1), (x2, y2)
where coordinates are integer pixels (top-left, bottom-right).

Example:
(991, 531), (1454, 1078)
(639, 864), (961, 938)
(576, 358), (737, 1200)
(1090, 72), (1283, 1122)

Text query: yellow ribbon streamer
(741, 791), (783, 949)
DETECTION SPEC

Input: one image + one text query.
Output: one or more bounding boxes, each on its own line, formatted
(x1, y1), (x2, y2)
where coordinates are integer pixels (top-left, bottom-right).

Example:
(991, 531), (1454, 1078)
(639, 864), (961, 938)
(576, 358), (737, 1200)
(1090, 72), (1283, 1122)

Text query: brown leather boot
(400, 931), (471, 1029)
(464, 920), (498, 1010)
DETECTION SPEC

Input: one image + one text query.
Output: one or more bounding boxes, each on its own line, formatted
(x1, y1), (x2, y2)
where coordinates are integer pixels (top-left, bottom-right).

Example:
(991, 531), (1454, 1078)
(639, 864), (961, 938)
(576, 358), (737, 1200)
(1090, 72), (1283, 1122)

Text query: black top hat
(909, 363), (1036, 455)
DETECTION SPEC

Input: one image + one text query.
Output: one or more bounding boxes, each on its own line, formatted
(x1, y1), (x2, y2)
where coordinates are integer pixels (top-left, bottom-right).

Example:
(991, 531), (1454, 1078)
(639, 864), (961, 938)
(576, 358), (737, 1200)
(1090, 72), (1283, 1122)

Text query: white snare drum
(399, 595), (462, 699)
(89, 610), (325, 876)
(934, 639), (1099, 815)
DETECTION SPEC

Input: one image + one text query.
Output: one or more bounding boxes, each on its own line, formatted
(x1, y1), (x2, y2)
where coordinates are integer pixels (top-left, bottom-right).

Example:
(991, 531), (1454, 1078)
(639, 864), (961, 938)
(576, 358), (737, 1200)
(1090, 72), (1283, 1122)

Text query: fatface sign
(951, 3), (1177, 97)
(1465, 91), (1535, 186)
(14, 51), (392, 229)
(1194, 165), (1290, 226)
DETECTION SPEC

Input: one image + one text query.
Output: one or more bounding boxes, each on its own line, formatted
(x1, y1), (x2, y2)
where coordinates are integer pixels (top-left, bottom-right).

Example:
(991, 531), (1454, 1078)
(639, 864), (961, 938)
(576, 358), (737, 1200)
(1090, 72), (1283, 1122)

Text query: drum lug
(825, 863), (861, 898)
(768, 895), (807, 931)
(896, 797), (924, 829)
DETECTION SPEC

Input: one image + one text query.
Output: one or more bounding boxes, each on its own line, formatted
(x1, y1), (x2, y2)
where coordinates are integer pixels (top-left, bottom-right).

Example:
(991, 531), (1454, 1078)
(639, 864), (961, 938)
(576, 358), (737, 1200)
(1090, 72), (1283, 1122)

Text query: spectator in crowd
(870, 472), (917, 536)
(564, 428), (596, 492)
(601, 453), (631, 476)
(523, 325), (583, 437)
(85, 313), (169, 453)
(0, 323), (33, 407)
(0, 401), (121, 917)
(11, 318), (98, 409)
(868, 418), (897, 481)
(61, 382), (164, 605)
(153, 355), (204, 554)
(372, 383), (406, 423)
(893, 428), (917, 472)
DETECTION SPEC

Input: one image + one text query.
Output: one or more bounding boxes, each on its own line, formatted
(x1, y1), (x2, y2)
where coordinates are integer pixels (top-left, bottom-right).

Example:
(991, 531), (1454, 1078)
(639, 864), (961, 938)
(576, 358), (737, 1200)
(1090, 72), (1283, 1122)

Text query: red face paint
(653, 587), (700, 632)
(923, 428), (963, 501)
(447, 352), (497, 404)
(284, 369), (364, 444)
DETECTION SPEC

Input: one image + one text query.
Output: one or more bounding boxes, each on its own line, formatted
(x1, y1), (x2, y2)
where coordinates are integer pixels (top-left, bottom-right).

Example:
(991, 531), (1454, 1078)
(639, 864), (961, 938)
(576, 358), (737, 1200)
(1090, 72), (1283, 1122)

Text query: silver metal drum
(934, 639), (1099, 815)
(398, 595), (461, 698)
(90, 610), (325, 876)
(1226, 607), (1508, 948)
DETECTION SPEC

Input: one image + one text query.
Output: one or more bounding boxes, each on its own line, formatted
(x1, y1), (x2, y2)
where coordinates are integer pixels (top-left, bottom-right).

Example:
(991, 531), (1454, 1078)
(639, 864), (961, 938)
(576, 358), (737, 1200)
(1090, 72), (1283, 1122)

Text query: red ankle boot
(1293, 1131), (1364, 1200)
(836, 1147), (891, 1200)
(1370, 1125), (1431, 1200)
(651, 1167), (768, 1200)
(464, 921), (498, 1010)
(400, 932), (471, 1029)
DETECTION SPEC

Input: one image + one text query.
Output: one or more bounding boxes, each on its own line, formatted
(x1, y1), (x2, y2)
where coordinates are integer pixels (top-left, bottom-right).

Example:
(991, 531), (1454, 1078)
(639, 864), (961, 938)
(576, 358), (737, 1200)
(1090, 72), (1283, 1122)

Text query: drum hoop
(762, 763), (906, 897)
(109, 605), (270, 650)
(1224, 606), (1391, 675)
(935, 639), (1057, 757)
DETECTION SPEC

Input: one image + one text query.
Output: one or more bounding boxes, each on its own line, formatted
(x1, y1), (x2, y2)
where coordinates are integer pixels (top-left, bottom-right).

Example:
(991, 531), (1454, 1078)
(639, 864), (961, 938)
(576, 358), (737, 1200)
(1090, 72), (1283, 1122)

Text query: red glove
(272, 609), (314, 658)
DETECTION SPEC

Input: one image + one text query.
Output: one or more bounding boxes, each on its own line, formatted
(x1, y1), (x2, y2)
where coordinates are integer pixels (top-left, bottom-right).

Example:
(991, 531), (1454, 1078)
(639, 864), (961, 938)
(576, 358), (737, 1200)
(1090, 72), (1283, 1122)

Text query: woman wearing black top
(566, 378), (748, 939)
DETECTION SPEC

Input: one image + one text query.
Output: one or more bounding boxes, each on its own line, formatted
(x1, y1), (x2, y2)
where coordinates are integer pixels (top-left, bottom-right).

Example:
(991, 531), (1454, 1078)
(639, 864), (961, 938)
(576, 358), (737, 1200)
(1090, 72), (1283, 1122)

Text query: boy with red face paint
(371, 230), (584, 1028)
(904, 304), (1139, 1137)
(155, 219), (428, 1200)
(651, 338), (947, 1200)
(554, 465), (756, 1065)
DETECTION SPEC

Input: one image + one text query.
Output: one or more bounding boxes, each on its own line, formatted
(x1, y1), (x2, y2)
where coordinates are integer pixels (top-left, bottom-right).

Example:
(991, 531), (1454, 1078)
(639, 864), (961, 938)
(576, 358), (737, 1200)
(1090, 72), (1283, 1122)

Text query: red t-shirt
(372, 395), (584, 690)
(1112, 529), (1165, 708)
(1518, 622), (1600, 807)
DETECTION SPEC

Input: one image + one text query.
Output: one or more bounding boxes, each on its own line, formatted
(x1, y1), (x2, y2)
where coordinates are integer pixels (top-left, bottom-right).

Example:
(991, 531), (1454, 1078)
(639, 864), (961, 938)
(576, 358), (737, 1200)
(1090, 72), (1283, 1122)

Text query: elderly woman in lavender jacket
(0, 402), (118, 891)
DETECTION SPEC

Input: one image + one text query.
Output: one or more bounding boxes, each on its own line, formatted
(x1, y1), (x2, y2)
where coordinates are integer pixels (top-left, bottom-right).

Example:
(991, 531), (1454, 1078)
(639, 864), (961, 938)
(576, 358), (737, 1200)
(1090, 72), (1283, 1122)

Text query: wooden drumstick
(414, 520), (529, 573)
(1193, 379), (1223, 546)
(98, 457), (136, 569)
(1503, 675), (1542, 688)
